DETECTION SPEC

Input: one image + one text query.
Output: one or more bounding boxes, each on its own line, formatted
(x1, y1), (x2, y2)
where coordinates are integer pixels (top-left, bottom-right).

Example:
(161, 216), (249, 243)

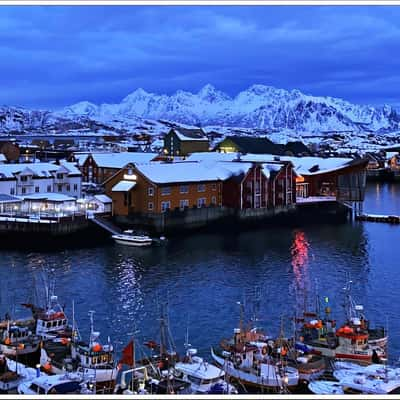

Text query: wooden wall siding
(154, 182), (221, 213)
(241, 165), (268, 209)
(164, 131), (209, 156)
(270, 164), (296, 207)
(105, 165), (221, 216)
(81, 156), (120, 184)
(302, 161), (368, 199)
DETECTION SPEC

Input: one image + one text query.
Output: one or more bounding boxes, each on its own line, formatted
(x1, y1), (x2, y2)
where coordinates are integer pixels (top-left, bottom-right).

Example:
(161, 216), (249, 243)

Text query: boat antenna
(184, 315), (190, 351)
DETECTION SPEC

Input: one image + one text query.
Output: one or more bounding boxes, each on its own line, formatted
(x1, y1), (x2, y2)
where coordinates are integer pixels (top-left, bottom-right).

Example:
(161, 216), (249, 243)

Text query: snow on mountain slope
(1, 84), (399, 139)
(58, 84), (400, 133)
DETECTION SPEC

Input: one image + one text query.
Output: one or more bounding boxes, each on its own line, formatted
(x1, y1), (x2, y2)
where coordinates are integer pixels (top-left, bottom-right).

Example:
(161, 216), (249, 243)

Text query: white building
(0, 162), (82, 199)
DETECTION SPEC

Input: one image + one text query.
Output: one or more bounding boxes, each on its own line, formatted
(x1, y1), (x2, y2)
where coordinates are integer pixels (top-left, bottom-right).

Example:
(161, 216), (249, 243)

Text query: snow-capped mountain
(1, 84), (400, 136)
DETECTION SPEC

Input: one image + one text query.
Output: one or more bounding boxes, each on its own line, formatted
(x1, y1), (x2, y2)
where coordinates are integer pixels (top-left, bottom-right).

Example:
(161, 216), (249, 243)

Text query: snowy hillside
(58, 84), (400, 133)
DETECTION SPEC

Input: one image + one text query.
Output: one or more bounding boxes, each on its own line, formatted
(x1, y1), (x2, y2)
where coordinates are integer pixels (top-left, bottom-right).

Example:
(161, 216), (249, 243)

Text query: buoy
(43, 362), (52, 372)
(92, 343), (103, 352)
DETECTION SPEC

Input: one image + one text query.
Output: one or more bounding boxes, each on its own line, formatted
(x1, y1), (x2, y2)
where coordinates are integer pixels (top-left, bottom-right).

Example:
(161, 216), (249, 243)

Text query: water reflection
(290, 230), (311, 313)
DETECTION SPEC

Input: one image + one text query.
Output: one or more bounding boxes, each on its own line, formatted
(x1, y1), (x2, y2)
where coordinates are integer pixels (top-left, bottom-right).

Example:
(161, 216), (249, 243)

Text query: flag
(119, 340), (134, 367)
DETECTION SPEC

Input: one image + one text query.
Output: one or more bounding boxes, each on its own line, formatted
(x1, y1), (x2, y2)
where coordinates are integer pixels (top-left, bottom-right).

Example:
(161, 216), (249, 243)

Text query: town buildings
(76, 152), (158, 184)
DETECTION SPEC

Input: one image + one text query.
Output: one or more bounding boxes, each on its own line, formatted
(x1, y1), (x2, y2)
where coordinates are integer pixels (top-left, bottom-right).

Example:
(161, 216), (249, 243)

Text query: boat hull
(211, 348), (299, 391)
(113, 238), (152, 247)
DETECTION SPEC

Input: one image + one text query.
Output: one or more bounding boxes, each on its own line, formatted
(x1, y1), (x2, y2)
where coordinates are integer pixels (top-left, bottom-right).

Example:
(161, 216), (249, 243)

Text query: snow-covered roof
(0, 162), (82, 179)
(187, 152), (354, 176)
(19, 193), (76, 202)
(112, 180), (137, 192)
(58, 161), (82, 176)
(93, 194), (112, 203)
(137, 162), (223, 184)
(172, 128), (208, 142)
(0, 194), (22, 203)
(90, 152), (158, 169)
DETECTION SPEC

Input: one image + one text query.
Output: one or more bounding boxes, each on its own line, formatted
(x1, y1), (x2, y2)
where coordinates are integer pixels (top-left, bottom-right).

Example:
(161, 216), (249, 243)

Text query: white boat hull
(112, 236), (152, 247)
(211, 348), (299, 390)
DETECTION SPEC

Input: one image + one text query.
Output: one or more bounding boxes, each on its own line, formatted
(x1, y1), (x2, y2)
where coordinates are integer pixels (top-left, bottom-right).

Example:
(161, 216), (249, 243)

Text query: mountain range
(1, 84), (399, 136)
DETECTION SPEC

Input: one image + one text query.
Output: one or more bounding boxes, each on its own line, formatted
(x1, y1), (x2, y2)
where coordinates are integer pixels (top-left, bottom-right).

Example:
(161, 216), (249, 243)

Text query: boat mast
(88, 310), (95, 348)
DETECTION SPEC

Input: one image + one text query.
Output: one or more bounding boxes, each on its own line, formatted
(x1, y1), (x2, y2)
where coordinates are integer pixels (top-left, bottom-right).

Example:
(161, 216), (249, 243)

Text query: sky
(1, 5), (400, 110)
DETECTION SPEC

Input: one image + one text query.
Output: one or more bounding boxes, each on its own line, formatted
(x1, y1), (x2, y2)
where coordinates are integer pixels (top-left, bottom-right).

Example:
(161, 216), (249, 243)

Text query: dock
(90, 214), (122, 235)
(356, 213), (400, 224)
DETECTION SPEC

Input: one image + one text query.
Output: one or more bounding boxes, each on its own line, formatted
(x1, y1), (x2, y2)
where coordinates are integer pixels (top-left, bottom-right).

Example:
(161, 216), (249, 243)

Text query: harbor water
(0, 182), (399, 362)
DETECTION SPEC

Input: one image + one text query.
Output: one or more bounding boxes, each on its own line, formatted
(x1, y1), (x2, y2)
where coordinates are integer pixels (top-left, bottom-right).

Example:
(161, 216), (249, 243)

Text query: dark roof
(172, 128), (208, 140)
(218, 136), (284, 155)
(284, 141), (310, 156)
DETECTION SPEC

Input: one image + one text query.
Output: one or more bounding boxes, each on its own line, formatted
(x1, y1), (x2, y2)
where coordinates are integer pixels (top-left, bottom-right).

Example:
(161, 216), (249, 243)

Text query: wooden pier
(356, 213), (400, 224)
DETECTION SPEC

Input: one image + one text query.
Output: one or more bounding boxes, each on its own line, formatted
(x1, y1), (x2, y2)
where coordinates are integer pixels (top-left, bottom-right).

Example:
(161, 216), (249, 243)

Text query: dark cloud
(0, 6), (399, 109)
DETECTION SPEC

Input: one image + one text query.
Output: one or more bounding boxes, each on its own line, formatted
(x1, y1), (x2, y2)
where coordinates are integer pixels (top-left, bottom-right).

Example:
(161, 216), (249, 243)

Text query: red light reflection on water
(291, 230), (310, 306)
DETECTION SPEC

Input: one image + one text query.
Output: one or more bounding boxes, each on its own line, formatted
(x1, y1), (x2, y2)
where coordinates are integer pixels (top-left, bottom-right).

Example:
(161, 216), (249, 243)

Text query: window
(20, 176), (28, 182)
(161, 201), (170, 212)
(211, 183), (217, 191)
(22, 187), (26, 194)
(73, 184), (78, 192)
(198, 184), (205, 192)
(47, 185), (52, 192)
(35, 186), (39, 193)
(10, 188), (15, 195)
(197, 198), (206, 208)
(211, 196), (217, 205)
(148, 187), (154, 196)
(56, 173), (63, 179)
(161, 187), (171, 196)
(148, 202), (154, 211)
(179, 199), (189, 210)
(57, 184), (62, 192)
(66, 184), (70, 191)
(180, 185), (189, 194)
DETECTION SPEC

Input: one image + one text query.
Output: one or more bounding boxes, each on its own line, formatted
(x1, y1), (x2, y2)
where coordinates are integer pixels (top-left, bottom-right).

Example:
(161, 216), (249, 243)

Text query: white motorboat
(112, 230), (153, 247)
(17, 372), (95, 395)
(340, 373), (400, 394)
(0, 356), (37, 392)
(175, 348), (237, 394)
(308, 380), (344, 395)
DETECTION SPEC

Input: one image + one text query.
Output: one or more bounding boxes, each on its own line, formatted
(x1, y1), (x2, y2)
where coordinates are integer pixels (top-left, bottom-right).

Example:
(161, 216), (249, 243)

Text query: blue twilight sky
(1, 6), (400, 109)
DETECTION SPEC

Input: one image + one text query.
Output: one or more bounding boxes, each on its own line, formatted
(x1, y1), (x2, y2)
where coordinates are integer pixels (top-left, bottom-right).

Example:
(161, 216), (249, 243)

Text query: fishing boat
(211, 324), (299, 393)
(175, 347), (237, 394)
(40, 311), (118, 387)
(0, 323), (41, 358)
(298, 323), (385, 364)
(0, 355), (37, 393)
(112, 230), (153, 247)
(17, 372), (95, 395)
(25, 296), (71, 340)
(342, 281), (387, 349)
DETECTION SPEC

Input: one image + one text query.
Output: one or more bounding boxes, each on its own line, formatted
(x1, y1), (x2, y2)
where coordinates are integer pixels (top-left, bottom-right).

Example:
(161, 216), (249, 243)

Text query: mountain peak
(197, 84), (230, 102)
